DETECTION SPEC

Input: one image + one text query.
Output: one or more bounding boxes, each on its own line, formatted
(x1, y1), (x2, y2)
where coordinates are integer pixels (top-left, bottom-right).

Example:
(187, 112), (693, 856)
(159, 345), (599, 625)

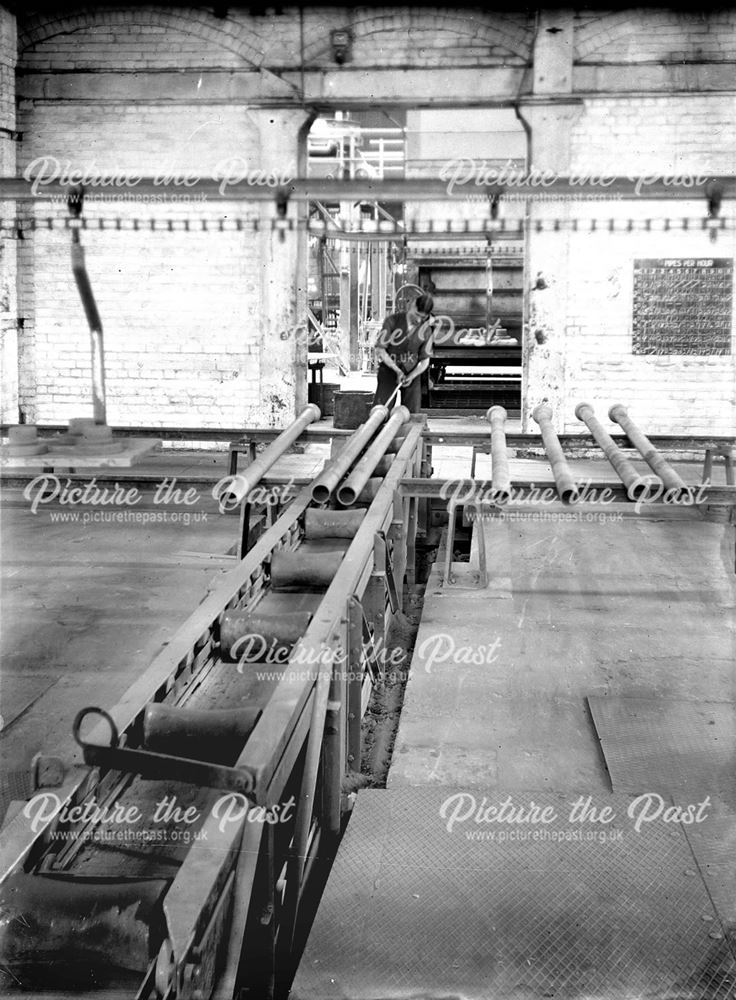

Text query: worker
(372, 293), (435, 413)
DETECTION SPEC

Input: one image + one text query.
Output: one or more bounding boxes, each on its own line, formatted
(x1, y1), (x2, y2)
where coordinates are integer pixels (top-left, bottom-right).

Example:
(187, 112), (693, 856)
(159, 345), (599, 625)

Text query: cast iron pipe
(608, 404), (688, 499)
(485, 405), (512, 502)
(310, 405), (390, 504)
(222, 403), (321, 508)
(354, 477), (383, 503)
(337, 405), (410, 506)
(532, 403), (580, 503)
(575, 402), (661, 502)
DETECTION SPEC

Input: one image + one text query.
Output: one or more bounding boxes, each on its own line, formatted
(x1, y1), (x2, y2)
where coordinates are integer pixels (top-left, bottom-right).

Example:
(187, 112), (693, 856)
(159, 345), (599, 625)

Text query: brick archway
(18, 6), (268, 68)
(301, 8), (533, 65)
(574, 10), (724, 62)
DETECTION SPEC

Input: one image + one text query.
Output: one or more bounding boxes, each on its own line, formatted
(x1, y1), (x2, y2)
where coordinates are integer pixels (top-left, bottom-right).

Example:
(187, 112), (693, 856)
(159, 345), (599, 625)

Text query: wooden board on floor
(0, 438), (161, 469)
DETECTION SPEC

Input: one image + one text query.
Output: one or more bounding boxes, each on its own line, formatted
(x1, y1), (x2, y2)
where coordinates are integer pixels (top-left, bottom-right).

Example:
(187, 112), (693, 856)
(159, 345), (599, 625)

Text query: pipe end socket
(311, 484), (331, 505)
(608, 403), (628, 423)
(574, 402), (594, 421)
(337, 487), (357, 507)
(532, 402), (553, 424)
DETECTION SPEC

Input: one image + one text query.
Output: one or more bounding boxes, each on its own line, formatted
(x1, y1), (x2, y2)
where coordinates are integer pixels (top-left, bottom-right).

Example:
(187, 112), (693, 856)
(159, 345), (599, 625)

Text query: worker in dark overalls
(372, 294), (435, 413)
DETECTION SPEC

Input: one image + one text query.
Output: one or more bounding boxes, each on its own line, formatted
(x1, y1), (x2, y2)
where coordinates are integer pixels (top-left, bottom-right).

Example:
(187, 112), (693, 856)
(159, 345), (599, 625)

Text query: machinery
(1, 398), (734, 999)
(0, 401), (428, 1000)
(409, 242), (523, 413)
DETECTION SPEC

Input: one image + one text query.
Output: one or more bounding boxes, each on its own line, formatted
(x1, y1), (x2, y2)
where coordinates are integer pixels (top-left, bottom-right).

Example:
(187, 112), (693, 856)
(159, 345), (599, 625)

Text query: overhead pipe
(222, 403), (321, 508)
(608, 404), (688, 500)
(337, 405), (411, 506)
(485, 405), (512, 502)
(532, 403), (580, 503)
(575, 403), (661, 503)
(5, 176), (736, 202)
(310, 405), (390, 504)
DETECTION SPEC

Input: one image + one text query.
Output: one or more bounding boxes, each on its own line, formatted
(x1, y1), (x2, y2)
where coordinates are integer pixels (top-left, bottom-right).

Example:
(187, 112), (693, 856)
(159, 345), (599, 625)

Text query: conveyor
(0, 401), (428, 999)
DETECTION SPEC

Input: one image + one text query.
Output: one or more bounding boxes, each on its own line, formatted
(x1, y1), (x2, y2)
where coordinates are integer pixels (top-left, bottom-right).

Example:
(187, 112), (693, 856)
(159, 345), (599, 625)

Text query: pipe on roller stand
(608, 404), (688, 500)
(532, 403), (581, 503)
(575, 403), (661, 502)
(222, 403), (322, 508)
(485, 405), (512, 503)
(311, 405), (390, 505)
(337, 405), (410, 506)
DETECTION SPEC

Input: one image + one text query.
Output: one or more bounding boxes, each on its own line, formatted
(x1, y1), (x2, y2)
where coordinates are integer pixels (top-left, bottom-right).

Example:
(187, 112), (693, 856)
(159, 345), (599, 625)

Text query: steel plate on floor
(291, 787), (736, 999)
(588, 696), (736, 803)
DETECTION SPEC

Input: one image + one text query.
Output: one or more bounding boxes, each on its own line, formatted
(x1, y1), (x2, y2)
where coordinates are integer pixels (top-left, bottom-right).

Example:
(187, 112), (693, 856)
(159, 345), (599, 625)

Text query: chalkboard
(632, 258), (732, 356)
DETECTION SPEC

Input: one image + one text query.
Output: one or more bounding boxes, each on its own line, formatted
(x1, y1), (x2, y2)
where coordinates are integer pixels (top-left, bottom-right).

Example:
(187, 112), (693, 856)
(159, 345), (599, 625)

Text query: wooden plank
(0, 438), (161, 469)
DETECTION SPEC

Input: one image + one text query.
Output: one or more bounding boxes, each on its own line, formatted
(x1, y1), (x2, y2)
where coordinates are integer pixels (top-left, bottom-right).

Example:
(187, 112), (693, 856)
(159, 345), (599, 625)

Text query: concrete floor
(0, 485), (237, 789)
(0, 428), (726, 821)
(390, 507), (736, 792)
(293, 494), (736, 999)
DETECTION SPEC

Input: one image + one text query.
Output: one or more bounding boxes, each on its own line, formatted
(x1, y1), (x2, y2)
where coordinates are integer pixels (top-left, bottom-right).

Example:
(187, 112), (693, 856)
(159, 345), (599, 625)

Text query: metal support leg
(703, 448), (713, 484)
(443, 499), (457, 586)
(475, 509), (488, 589)
(347, 597), (363, 770)
(238, 502), (252, 560)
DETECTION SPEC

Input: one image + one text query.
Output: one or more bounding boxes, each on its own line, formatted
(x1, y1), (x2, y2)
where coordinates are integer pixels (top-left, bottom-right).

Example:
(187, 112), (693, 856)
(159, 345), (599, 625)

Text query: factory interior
(0, 3), (735, 998)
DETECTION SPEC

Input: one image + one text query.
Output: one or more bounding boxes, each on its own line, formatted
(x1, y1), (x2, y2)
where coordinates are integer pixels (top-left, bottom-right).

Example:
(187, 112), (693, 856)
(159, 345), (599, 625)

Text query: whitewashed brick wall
(559, 206), (735, 435)
(570, 96), (736, 177)
(537, 95), (736, 436)
(19, 7), (535, 72)
(575, 9), (736, 63)
(0, 8), (17, 424)
(11, 6), (736, 434)
(15, 103), (269, 427)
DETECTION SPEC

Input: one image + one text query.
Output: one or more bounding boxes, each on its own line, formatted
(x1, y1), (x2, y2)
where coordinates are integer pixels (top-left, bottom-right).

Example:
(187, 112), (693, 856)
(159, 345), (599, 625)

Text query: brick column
(0, 9), (18, 423)
(517, 11), (583, 432)
(247, 108), (312, 426)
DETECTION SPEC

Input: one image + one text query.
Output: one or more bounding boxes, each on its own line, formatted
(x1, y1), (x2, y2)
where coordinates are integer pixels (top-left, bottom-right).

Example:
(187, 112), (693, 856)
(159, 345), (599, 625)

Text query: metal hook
(705, 180), (723, 244)
(274, 188), (290, 243)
